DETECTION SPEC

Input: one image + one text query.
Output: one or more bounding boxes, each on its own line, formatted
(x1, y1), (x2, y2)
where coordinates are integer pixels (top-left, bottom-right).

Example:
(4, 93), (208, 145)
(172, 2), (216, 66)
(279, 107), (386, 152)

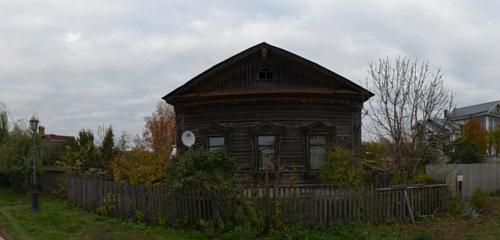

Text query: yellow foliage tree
(109, 101), (175, 185)
(143, 102), (175, 154)
(462, 117), (487, 155)
(110, 149), (166, 185)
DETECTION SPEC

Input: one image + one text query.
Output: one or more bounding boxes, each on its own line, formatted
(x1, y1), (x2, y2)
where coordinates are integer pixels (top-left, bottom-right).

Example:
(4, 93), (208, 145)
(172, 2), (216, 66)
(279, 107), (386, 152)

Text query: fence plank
(60, 176), (448, 226)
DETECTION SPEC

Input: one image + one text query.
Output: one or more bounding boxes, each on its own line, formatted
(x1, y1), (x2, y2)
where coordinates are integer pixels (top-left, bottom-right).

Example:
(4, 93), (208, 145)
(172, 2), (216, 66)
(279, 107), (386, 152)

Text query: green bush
(447, 196), (464, 217)
(319, 147), (367, 187)
(0, 112), (39, 190)
(412, 172), (436, 184)
(470, 188), (489, 210)
(418, 147), (437, 165)
(165, 149), (236, 190)
(207, 202), (262, 240)
(444, 139), (483, 164)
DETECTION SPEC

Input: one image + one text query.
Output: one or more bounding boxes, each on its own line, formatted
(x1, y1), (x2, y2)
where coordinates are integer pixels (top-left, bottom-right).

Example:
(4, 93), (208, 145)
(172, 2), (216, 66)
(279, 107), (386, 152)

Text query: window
(257, 135), (275, 170)
(308, 135), (327, 170)
(258, 68), (273, 80)
(207, 136), (225, 151)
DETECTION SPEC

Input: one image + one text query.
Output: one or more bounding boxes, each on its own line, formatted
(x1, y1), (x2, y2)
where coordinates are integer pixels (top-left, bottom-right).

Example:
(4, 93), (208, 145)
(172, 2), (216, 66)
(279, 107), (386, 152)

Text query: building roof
(428, 118), (461, 132)
(449, 100), (500, 119)
(42, 134), (75, 143)
(163, 42), (374, 103)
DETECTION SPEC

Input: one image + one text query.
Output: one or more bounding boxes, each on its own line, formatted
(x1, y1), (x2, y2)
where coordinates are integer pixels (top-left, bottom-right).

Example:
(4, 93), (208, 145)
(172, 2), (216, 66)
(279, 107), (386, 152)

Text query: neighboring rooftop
(449, 100), (500, 119)
(428, 118), (461, 132)
(38, 126), (74, 143)
(42, 134), (75, 143)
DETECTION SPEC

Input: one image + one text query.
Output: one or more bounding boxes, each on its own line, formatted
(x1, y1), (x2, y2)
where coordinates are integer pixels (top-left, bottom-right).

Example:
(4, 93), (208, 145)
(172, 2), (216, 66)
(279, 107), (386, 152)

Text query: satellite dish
(181, 130), (195, 147)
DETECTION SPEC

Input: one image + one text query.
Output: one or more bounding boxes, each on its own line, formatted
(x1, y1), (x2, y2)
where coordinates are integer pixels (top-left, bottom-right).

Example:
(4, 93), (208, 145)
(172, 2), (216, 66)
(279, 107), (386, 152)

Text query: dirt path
(0, 228), (9, 240)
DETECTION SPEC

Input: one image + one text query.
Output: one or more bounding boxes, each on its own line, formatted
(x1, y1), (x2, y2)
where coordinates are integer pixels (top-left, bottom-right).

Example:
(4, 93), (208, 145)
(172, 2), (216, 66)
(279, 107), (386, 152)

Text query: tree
(487, 127), (500, 157)
(362, 138), (390, 163)
(0, 107), (38, 189)
(100, 126), (114, 167)
(462, 118), (487, 155)
(365, 56), (454, 179)
(116, 131), (131, 152)
(58, 129), (99, 172)
(110, 149), (166, 185)
(0, 106), (7, 143)
(77, 129), (99, 168)
(109, 102), (176, 184)
(444, 139), (483, 164)
(143, 102), (175, 154)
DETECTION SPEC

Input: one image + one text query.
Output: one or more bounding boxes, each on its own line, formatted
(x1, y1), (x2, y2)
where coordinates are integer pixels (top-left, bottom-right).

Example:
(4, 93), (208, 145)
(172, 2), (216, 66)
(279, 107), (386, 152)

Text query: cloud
(0, 0), (499, 138)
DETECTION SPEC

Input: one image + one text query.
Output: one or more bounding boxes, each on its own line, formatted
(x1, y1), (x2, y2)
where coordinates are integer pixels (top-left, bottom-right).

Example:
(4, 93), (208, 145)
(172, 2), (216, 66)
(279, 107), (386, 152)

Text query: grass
(0, 188), (206, 240)
(2, 187), (500, 239)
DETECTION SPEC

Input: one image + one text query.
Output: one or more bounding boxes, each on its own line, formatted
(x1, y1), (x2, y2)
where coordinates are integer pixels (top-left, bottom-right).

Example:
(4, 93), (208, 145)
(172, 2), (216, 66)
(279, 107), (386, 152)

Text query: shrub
(0, 119), (38, 190)
(463, 204), (479, 220)
(418, 146), (437, 165)
(96, 193), (115, 216)
(319, 147), (367, 187)
(447, 196), (464, 217)
(109, 149), (167, 185)
(412, 171), (436, 184)
(470, 188), (489, 211)
(165, 150), (236, 190)
(207, 202), (262, 240)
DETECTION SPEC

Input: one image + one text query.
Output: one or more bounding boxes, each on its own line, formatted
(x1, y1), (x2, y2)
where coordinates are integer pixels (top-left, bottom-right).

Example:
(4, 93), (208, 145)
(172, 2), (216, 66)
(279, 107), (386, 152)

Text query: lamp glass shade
(29, 116), (39, 132)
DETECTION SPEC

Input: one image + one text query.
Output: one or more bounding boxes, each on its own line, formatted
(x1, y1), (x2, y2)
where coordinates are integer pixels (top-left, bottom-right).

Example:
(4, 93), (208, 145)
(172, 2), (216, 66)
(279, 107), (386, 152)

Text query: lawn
(0, 188), (205, 240)
(2, 187), (500, 240)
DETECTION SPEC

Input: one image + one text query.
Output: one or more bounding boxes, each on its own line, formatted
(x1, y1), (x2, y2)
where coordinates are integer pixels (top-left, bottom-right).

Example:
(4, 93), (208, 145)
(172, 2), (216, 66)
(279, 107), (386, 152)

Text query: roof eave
(162, 42), (375, 104)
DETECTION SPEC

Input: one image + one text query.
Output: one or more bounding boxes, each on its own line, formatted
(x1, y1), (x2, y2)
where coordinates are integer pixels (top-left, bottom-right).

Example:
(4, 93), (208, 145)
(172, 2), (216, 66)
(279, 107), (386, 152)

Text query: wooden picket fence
(63, 175), (448, 226)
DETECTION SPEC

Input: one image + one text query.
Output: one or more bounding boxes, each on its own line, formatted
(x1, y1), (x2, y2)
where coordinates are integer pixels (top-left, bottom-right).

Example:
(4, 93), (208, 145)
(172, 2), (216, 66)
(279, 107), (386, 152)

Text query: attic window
(258, 68), (273, 80)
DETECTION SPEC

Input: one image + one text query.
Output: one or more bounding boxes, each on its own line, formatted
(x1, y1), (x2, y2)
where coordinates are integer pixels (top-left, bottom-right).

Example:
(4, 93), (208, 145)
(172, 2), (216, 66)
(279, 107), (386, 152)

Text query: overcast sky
(1, 0), (499, 138)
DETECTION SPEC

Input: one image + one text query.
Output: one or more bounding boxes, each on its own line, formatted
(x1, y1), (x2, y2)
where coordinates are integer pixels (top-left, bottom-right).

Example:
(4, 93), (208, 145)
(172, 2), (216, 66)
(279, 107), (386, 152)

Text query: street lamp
(29, 115), (39, 212)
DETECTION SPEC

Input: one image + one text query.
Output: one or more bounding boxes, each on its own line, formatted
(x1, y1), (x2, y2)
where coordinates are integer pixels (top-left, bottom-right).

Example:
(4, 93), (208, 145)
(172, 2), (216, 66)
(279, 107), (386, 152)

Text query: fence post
(404, 188), (415, 224)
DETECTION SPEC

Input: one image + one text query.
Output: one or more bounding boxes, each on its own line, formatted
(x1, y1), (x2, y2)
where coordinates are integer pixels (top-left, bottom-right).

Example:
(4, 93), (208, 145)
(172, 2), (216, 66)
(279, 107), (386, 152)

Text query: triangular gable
(488, 102), (500, 115)
(163, 42), (374, 103)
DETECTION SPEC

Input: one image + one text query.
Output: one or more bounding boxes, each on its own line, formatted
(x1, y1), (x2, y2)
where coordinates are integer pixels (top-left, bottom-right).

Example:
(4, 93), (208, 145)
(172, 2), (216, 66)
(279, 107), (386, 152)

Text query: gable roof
(427, 118), (461, 132)
(162, 42), (374, 103)
(449, 100), (500, 119)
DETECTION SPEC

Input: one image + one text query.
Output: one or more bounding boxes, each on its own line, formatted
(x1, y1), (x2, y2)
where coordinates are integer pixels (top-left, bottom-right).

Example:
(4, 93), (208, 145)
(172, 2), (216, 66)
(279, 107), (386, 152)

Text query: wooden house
(419, 100), (500, 159)
(163, 42), (373, 184)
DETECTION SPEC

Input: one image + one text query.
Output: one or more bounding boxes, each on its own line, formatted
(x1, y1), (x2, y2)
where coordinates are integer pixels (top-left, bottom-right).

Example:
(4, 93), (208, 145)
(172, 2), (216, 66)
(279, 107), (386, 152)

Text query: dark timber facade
(163, 42), (373, 184)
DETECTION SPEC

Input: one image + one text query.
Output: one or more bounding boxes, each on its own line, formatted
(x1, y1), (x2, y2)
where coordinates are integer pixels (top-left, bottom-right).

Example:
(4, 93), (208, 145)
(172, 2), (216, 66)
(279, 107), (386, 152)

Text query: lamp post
(29, 116), (39, 212)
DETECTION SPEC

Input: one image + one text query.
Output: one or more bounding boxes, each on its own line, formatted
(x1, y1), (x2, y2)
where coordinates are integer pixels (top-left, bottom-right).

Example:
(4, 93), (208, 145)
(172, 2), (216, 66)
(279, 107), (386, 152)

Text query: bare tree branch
(363, 56), (455, 179)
